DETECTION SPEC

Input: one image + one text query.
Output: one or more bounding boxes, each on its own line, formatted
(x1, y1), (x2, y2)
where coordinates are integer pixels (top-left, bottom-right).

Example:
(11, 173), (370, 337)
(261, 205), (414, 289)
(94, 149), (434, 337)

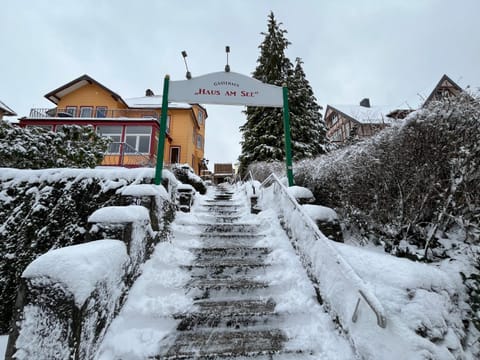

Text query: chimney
(145, 89), (154, 97)
(360, 98), (370, 107)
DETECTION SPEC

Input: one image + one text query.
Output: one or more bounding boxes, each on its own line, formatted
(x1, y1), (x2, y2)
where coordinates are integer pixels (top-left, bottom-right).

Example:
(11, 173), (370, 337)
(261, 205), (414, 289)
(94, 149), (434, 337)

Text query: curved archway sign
(154, 71), (294, 186)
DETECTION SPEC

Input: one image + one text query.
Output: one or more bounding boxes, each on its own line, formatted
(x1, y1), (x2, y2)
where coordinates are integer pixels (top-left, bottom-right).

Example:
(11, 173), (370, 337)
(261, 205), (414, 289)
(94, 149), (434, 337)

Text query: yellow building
(20, 74), (207, 174)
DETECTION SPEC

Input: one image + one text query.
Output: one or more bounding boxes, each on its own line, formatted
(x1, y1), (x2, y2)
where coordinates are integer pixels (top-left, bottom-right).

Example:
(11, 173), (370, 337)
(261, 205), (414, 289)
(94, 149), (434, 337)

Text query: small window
(196, 134), (203, 149)
(79, 106), (93, 117)
(331, 114), (338, 126)
(96, 106), (107, 118)
(198, 111), (203, 125)
(65, 106), (77, 117)
(166, 115), (171, 133)
(170, 147), (180, 164)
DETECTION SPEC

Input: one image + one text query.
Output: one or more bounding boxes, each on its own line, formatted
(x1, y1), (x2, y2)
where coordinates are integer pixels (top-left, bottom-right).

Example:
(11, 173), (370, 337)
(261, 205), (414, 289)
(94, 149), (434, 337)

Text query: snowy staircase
(154, 184), (290, 359)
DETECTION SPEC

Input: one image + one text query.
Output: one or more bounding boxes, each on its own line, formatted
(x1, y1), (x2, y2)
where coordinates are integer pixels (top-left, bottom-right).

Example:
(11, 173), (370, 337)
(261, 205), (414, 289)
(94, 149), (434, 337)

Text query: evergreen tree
(239, 12), (293, 173)
(239, 13), (327, 173)
(289, 57), (327, 159)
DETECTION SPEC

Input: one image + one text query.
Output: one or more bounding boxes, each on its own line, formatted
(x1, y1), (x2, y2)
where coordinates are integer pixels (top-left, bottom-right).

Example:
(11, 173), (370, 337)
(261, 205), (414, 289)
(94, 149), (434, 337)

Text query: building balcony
(28, 108), (159, 119)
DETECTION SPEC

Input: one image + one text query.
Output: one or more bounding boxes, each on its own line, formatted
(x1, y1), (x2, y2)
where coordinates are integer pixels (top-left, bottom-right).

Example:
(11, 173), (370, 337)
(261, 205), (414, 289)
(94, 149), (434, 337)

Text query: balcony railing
(102, 142), (155, 168)
(29, 108), (160, 119)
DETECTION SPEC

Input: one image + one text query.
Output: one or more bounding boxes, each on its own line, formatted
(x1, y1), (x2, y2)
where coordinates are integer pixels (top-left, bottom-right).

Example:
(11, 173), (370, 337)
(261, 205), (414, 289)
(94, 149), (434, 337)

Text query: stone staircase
(148, 183), (359, 359)
(154, 184), (291, 359)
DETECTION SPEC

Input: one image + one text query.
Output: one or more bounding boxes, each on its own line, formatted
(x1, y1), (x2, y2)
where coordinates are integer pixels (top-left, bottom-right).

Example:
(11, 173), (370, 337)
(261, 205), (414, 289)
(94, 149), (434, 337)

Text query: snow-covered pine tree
(239, 11), (294, 173)
(289, 57), (327, 159)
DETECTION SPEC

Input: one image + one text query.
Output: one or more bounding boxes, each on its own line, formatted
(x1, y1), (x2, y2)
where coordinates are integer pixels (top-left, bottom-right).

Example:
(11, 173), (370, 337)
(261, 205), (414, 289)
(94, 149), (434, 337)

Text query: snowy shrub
(247, 161), (285, 182)
(291, 93), (480, 355)
(171, 163), (207, 194)
(0, 169), (174, 334)
(0, 121), (109, 168)
(295, 93), (480, 257)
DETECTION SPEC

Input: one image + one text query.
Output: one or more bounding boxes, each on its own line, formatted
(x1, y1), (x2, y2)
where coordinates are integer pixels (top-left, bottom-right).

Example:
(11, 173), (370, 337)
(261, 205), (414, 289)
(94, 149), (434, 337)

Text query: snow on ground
(252, 207), (356, 358)
(95, 185), (356, 359)
(260, 180), (474, 359)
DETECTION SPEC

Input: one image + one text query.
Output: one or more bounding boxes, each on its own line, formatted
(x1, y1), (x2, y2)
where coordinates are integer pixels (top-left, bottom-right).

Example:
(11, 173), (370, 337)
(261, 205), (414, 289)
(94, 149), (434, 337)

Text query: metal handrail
(104, 142), (155, 167)
(242, 170), (257, 195)
(29, 108), (160, 119)
(260, 173), (387, 328)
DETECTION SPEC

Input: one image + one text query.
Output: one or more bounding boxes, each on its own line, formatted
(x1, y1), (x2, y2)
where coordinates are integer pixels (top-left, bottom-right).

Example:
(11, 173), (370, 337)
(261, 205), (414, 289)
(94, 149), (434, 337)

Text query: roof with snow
(125, 95), (193, 109)
(328, 104), (400, 125)
(0, 100), (17, 116)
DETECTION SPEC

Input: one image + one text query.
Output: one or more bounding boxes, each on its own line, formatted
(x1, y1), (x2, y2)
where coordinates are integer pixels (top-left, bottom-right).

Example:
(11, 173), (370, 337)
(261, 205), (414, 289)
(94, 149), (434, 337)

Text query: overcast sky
(1, 0), (479, 168)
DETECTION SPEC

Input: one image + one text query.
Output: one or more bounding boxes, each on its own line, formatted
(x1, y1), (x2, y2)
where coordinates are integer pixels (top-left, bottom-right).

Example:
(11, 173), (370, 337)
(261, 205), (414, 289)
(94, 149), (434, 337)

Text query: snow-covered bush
(291, 93), (480, 354)
(0, 168), (174, 335)
(171, 163), (207, 194)
(12, 240), (129, 360)
(295, 93), (480, 256)
(0, 121), (109, 168)
(247, 161), (285, 182)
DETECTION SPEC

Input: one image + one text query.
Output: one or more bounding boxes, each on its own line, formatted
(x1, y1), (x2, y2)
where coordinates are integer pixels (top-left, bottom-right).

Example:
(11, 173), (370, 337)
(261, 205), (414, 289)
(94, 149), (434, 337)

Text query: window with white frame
(79, 106), (93, 118)
(97, 125), (122, 153)
(125, 126), (151, 154)
(65, 106), (77, 117)
(95, 106), (107, 118)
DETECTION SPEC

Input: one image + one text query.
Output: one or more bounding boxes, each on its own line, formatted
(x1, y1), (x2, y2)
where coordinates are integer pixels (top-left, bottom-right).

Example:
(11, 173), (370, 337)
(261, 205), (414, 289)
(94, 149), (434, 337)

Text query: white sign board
(169, 71), (283, 107)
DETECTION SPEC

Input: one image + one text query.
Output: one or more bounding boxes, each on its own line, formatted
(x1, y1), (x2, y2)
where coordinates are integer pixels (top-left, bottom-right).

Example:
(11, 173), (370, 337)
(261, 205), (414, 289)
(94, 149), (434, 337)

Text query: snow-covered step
(197, 236), (265, 248)
(187, 277), (269, 291)
(193, 298), (277, 315)
(184, 264), (268, 279)
(200, 223), (261, 233)
(192, 247), (271, 260)
(155, 329), (287, 359)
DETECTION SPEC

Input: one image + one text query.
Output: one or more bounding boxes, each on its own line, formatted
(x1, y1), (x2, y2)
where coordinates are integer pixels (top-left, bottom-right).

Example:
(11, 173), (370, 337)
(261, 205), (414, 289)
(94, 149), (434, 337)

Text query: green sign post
(154, 75), (170, 185)
(282, 86), (294, 187)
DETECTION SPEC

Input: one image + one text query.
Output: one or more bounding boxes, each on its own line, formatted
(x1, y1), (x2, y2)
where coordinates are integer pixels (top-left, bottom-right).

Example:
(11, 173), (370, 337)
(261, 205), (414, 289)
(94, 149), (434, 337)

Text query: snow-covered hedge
(290, 93), (480, 355)
(13, 240), (129, 360)
(171, 163), (207, 195)
(0, 168), (174, 335)
(0, 121), (109, 169)
(3, 169), (177, 359)
(296, 93), (480, 256)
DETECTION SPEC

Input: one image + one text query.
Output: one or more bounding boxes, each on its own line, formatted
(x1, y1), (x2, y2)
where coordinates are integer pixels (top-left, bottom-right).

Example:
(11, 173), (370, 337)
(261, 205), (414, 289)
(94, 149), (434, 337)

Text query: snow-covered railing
(242, 171), (262, 213)
(259, 173), (387, 329)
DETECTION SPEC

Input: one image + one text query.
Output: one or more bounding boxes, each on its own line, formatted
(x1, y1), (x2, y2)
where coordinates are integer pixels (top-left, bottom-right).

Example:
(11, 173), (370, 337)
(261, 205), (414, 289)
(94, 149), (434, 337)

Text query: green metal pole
(154, 75), (170, 185)
(282, 86), (294, 186)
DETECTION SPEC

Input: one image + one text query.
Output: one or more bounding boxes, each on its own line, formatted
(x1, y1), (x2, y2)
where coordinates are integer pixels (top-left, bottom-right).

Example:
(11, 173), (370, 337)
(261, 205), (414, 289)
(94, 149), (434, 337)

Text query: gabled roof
(423, 74), (463, 106)
(326, 104), (398, 125)
(44, 74), (128, 107)
(0, 100), (16, 116)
